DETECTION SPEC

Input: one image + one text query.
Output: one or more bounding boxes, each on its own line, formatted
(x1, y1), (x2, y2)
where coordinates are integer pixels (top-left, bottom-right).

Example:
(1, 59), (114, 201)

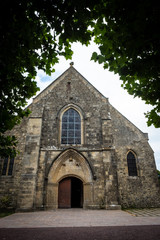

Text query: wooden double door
(58, 177), (83, 208)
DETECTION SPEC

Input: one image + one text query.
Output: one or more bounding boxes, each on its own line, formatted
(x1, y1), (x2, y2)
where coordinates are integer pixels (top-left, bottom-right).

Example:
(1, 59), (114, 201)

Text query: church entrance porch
(58, 177), (83, 208)
(45, 149), (95, 209)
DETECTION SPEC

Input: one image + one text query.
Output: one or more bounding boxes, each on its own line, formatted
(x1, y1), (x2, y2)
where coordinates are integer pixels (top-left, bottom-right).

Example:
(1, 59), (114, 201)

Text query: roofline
(109, 103), (149, 138)
(70, 66), (108, 101)
(27, 65), (108, 107)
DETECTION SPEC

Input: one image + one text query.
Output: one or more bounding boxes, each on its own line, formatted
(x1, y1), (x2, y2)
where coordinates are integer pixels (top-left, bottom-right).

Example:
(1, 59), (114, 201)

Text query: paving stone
(125, 208), (160, 217)
(0, 209), (160, 228)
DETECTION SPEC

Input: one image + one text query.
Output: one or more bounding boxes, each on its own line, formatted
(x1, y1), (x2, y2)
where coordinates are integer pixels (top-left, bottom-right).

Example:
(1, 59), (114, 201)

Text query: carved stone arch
(46, 149), (94, 209)
(58, 103), (84, 120)
(47, 148), (96, 181)
(58, 174), (84, 183)
(126, 149), (137, 158)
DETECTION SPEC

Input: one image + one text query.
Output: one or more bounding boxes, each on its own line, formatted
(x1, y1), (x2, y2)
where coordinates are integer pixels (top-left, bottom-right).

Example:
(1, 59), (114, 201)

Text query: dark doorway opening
(71, 177), (83, 208)
(58, 177), (83, 208)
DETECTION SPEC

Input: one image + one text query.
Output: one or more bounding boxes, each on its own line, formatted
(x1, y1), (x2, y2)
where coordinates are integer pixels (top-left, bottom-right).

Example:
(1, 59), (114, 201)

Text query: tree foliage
(0, 0), (95, 157)
(0, 0), (160, 157)
(90, 0), (160, 127)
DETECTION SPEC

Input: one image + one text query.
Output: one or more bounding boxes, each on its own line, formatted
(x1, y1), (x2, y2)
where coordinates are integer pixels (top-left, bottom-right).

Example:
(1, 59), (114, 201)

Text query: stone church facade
(0, 66), (160, 211)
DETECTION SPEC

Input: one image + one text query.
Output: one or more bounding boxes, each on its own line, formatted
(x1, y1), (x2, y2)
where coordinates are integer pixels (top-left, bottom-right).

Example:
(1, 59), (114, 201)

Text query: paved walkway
(125, 208), (160, 217)
(0, 209), (160, 228)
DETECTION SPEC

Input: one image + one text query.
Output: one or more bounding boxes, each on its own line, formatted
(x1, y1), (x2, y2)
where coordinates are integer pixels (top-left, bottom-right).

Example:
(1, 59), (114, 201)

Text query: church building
(0, 65), (160, 211)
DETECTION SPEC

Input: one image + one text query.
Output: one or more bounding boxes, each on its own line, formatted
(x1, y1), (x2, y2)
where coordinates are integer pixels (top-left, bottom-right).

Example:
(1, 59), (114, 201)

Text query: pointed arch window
(2, 156), (14, 176)
(61, 108), (81, 144)
(127, 151), (138, 176)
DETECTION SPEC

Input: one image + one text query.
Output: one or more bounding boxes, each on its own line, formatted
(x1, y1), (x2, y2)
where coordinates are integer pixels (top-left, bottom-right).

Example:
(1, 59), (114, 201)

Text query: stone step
(106, 204), (121, 210)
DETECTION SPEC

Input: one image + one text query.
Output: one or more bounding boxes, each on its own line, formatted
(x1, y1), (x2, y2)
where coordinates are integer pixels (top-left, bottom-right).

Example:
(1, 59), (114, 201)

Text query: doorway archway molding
(46, 148), (95, 209)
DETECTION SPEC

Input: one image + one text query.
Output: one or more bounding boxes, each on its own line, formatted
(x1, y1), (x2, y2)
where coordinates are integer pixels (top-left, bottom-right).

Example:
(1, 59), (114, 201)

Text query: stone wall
(0, 117), (28, 208)
(110, 104), (160, 208)
(0, 66), (159, 210)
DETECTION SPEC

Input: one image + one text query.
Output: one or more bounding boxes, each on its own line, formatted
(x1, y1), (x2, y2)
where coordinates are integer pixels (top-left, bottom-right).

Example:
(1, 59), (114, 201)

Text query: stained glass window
(127, 152), (138, 176)
(61, 108), (81, 144)
(8, 157), (15, 176)
(2, 157), (8, 175)
(2, 157), (14, 176)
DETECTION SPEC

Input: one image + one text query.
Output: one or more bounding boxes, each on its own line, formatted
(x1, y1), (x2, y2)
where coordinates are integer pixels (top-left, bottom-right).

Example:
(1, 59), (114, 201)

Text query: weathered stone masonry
(0, 66), (160, 210)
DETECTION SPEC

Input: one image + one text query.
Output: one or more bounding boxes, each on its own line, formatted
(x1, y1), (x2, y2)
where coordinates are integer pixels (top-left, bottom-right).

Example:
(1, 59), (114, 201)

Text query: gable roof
(32, 65), (108, 104)
(27, 64), (148, 138)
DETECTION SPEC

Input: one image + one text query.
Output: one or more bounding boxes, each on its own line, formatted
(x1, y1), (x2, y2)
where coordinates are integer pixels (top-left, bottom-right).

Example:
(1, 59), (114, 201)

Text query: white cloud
(34, 41), (160, 170)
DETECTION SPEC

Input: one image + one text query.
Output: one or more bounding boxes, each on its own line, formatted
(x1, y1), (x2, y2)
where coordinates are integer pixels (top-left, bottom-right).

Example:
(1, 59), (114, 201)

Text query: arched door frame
(58, 175), (83, 208)
(45, 148), (95, 209)
(47, 148), (96, 180)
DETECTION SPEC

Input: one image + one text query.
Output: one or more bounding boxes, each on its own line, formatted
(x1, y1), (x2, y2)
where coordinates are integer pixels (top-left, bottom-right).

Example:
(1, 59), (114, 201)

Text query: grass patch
(0, 209), (15, 218)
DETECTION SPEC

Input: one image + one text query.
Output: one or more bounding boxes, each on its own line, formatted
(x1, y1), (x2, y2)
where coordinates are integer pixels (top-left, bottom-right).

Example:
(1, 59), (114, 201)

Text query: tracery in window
(2, 156), (14, 176)
(127, 151), (138, 176)
(61, 108), (81, 144)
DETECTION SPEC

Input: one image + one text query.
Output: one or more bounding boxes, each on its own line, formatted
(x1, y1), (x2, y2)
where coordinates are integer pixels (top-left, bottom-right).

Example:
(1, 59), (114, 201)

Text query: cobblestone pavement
(125, 208), (160, 217)
(0, 209), (160, 228)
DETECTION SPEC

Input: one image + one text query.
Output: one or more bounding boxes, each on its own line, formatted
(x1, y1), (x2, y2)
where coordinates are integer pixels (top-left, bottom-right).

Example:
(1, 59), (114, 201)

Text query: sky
(34, 41), (160, 170)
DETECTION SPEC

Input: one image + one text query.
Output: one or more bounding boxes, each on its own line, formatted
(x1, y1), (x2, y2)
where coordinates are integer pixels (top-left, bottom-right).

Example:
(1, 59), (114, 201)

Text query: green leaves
(91, 52), (98, 61)
(90, 0), (160, 128)
(145, 109), (160, 128)
(0, 0), (95, 157)
(91, 52), (106, 64)
(0, 135), (18, 158)
(1, 0), (160, 158)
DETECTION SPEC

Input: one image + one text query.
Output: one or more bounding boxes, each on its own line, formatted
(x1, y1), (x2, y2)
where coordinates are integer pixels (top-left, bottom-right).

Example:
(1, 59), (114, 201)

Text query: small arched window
(127, 151), (138, 176)
(2, 156), (14, 176)
(61, 108), (81, 145)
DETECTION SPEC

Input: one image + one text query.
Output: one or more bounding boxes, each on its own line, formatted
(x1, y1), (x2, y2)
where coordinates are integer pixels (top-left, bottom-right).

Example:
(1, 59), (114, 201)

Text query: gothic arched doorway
(58, 177), (83, 208)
